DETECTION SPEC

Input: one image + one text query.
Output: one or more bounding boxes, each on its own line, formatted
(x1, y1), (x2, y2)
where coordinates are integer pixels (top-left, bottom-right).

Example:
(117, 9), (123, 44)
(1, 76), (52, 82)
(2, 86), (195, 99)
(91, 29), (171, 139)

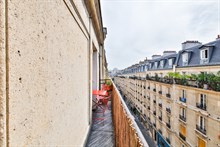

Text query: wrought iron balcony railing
(166, 108), (171, 114)
(166, 93), (171, 98)
(196, 125), (206, 135)
(179, 97), (186, 103)
(179, 133), (186, 141)
(196, 103), (207, 111)
(166, 122), (171, 129)
(179, 114), (186, 122)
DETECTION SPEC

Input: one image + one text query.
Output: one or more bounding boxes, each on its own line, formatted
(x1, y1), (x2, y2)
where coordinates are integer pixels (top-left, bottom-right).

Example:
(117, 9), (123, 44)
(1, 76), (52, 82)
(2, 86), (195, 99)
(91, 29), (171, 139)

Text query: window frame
(182, 53), (188, 64)
(200, 48), (209, 60)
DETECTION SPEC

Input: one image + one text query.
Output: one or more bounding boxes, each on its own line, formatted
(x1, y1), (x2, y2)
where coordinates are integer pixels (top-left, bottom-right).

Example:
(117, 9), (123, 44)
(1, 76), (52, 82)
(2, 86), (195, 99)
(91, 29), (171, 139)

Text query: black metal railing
(196, 103), (207, 111)
(143, 76), (220, 92)
(166, 108), (171, 114)
(179, 97), (186, 103)
(179, 115), (186, 122)
(196, 125), (206, 135)
(166, 122), (171, 129)
(179, 133), (186, 141)
(166, 93), (171, 98)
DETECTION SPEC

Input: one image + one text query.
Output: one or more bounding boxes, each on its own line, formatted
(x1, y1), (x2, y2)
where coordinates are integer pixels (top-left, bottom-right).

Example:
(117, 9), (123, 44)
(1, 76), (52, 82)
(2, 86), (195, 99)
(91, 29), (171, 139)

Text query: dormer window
(182, 53), (188, 66)
(160, 60), (164, 68)
(200, 48), (209, 64)
(155, 62), (158, 68)
(168, 58), (173, 67)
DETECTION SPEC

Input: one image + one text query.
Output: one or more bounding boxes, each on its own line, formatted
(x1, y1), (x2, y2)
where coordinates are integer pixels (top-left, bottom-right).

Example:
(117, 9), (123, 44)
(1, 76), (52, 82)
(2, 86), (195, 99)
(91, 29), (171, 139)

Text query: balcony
(166, 108), (171, 114)
(166, 137), (170, 144)
(158, 103), (162, 108)
(87, 80), (149, 147)
(158, 91), (162, 94)
(179, 97), (186, 103)
(196, 103), (207, 111)
(133, 75), (220, 92)
(166, 93), (171, 98)
(179, 133), (186, 141)
(153, 88), (156, 92)
(179, 115), (186, 122)
(166, 122), (171, 129)
(196, 125), (206, 135)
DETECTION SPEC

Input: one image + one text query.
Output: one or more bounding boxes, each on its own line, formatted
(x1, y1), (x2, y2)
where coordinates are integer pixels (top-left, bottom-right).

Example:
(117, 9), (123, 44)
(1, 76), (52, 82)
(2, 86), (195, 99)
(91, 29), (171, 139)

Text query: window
(182, 90), (186, 98)
(199, 116), (205, 129)
(200, 94), (206, 105)
(168, 59), (173, 67)
(155, 62), (158, 68)
(159, 110), (162, 116)
(180, 107), (186, 117)
(200, 49), (208, 59)
(160, 60), (164, 68)
(182, 53), (188, 65)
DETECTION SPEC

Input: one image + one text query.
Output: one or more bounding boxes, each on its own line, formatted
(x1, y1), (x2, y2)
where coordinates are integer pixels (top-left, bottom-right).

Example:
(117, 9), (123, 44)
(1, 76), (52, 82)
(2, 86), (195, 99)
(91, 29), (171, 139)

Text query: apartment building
(0, 0), (107, 146)
(115, 37), (220, 147)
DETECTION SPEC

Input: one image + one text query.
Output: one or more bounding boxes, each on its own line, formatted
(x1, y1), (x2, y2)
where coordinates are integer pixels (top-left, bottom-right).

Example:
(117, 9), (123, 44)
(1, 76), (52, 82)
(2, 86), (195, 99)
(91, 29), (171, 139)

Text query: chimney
(152, 55), (161, 59)
(163, 51), (177, 56)
(182, 40), (202, 50)
(216, 35), (220, 40)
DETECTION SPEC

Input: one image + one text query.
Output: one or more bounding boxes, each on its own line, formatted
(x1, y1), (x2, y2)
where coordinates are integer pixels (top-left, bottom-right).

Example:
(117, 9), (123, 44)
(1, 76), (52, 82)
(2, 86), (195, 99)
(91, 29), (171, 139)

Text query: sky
(101, 0), (220, 70)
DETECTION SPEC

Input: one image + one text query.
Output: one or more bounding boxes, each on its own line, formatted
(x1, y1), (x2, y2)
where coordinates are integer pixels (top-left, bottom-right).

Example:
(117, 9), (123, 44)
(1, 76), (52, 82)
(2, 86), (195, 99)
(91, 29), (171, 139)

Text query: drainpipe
(99, 46), (101, 89)
(88, 16), (92, 125)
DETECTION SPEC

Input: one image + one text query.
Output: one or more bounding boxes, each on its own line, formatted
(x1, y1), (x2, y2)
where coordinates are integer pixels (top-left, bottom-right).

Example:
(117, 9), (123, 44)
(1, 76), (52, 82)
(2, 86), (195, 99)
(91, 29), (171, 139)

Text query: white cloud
(101, 0), (220, 69)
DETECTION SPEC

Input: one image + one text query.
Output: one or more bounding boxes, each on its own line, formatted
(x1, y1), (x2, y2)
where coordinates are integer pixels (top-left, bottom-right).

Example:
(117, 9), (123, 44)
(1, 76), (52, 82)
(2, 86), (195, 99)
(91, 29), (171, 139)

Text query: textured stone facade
(0, 0), (107, 146)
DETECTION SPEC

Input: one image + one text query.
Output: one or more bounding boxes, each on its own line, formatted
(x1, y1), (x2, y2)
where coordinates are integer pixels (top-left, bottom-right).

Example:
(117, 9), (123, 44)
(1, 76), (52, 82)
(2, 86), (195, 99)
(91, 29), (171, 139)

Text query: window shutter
(198, 137), (206, 147)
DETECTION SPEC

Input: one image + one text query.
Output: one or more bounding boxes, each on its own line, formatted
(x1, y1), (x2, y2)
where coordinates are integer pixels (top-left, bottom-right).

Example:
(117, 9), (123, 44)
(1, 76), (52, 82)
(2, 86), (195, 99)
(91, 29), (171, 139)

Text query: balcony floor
(86, 101), (114, 147)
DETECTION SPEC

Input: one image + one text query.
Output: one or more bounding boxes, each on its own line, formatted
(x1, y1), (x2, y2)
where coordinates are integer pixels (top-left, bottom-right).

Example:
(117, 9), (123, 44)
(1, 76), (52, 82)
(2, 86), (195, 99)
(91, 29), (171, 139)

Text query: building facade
(0, 0), (107, 146)
(115, 38), (220, 147)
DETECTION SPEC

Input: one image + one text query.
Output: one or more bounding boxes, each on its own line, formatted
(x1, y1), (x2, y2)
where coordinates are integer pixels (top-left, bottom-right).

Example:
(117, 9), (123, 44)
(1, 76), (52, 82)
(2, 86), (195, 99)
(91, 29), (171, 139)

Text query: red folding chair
(92, 90), (111, 123)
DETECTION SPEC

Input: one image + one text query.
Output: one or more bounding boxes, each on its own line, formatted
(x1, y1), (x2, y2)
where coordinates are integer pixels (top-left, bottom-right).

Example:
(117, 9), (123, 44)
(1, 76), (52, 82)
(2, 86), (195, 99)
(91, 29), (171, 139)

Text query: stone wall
(0, 0), (104, 146)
